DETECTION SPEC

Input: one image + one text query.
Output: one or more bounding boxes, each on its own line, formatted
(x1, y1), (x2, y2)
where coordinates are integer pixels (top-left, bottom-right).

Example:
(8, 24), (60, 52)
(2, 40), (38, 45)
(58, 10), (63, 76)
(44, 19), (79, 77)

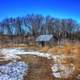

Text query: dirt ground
(20, 55), (53, 80)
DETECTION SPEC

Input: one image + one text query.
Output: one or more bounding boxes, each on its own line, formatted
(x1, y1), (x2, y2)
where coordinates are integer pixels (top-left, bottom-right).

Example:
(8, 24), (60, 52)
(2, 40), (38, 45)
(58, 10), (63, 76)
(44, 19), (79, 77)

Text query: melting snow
(51, 63), (75, 78)
(0, 61), (28, 80)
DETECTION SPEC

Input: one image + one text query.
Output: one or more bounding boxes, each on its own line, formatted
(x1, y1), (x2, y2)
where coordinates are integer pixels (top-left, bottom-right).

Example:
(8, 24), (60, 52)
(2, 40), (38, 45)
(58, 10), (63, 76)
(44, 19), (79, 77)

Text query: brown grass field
(0, 41), (80, 80)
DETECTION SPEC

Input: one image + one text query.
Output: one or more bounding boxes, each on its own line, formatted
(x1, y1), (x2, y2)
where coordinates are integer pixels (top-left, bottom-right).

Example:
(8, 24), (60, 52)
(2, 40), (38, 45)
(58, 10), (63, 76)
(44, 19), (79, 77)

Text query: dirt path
(26, 64), (53, 80)
(20, 55), (53, 80)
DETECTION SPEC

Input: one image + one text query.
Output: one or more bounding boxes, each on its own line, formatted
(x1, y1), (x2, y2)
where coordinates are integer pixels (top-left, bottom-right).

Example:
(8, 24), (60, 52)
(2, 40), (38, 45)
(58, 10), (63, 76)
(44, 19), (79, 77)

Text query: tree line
(0, 14), (80, 40)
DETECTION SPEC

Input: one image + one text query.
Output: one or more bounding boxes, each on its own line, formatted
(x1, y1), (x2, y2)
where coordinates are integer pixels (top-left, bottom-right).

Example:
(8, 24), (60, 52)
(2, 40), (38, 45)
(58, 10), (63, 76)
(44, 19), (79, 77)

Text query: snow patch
(0, 61), (28, 80)
(51, 63), (75, 78)
(0, 49), (21, 61)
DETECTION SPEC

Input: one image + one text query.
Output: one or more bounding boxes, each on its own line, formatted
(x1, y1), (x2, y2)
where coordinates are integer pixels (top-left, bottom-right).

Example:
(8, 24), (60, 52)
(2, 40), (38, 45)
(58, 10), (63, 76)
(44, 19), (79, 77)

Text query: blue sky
(0, 0), (80, 23)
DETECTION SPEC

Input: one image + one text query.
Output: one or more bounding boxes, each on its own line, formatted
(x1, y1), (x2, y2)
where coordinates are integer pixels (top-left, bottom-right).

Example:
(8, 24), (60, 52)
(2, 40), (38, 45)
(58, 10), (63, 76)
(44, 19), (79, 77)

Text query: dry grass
(0, 41), (80, 80)
(48, 44), (80, 55)
(48, 42), (80, 75)
(39, 46), (49, 52)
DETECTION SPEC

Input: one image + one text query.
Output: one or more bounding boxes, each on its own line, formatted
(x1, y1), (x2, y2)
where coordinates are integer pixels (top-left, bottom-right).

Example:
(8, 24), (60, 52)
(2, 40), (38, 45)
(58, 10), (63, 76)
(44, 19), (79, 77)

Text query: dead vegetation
(0, 41), (80, 80)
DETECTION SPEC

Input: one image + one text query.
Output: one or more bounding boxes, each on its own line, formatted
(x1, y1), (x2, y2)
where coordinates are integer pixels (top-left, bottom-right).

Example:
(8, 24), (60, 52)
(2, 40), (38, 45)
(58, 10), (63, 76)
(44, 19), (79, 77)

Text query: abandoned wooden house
(36, 34), (55, 47)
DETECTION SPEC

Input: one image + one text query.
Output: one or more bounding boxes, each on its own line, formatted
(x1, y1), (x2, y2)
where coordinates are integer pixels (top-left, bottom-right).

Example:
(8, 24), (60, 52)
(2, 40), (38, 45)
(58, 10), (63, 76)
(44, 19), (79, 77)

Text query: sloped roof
(36, 34), (53, 42)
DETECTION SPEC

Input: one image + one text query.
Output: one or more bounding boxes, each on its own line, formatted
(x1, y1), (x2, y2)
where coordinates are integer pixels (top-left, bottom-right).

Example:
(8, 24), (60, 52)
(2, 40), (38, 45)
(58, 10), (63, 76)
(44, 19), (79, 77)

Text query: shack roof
(36, 34), (53, 42)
